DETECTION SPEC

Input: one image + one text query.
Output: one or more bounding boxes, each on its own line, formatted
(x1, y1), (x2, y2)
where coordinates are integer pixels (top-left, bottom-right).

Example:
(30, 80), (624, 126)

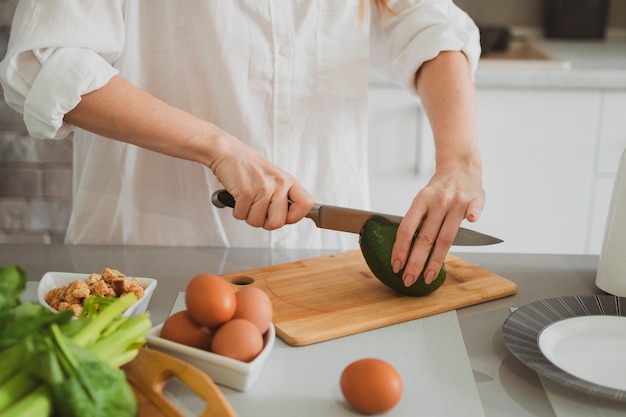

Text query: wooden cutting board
(222, 250), (517, 346)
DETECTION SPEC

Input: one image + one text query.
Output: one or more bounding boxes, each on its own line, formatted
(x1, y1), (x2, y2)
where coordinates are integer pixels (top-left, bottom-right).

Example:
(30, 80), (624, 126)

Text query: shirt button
(278, 45), (292, 58)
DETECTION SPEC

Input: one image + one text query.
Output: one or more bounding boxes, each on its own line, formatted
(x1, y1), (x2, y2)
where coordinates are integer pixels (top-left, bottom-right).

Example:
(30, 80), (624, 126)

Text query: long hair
(360, 0), (393, 20)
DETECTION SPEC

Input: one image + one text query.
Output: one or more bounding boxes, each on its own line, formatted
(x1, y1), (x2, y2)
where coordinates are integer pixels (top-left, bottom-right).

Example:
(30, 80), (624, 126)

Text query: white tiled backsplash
(0, 0), (625, 244)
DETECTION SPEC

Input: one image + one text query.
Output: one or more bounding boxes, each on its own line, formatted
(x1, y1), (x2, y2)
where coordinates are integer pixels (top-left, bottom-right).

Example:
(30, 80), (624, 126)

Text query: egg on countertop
(340, 358), (403, 415)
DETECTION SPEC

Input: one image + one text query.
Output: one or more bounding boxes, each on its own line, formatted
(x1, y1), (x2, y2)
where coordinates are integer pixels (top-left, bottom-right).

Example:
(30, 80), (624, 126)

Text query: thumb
(465, 198), (483, 223)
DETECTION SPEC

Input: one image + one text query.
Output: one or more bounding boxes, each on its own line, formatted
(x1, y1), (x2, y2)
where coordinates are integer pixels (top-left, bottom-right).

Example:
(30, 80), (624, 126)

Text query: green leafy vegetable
(44, 324), (138, 417)
(0, 264), (26, 313)
(0, 302), (73, 350)
(0, 264), (152, 417)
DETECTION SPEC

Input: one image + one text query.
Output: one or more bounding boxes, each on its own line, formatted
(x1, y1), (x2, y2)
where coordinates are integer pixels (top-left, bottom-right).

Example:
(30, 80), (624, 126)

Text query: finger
(421, 212), (464, 284)
(391, 203), (426, 276)
(245, 196), (271, 228)
(402, 212), (445, 287)
(263, 183), (313, 229)
(231, 185), (272, 228)
(465, 197), (484, 223)
(285, 184), (314, 224)
(230, 189), (254, 221)
(262, 191), (289, 230)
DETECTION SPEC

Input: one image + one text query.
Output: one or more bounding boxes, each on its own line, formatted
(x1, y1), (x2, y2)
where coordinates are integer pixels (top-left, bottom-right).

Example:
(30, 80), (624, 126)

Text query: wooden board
(133, 385), (166, 417)
(123, 348), (236, 417)
(222, 250), (517, 346)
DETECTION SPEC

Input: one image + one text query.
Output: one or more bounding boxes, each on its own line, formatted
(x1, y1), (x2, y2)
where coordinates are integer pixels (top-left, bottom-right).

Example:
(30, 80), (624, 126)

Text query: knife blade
(211, 189), (502, 246)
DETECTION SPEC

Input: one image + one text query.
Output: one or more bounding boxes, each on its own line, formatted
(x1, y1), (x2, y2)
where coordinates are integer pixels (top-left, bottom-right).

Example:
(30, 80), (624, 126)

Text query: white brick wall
(0, 121), (73, 244)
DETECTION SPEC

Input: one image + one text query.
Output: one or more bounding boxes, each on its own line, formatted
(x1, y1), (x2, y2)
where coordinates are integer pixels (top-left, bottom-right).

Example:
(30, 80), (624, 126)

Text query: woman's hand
(392, 160), (484, 286)
(206, 133), (313, 230)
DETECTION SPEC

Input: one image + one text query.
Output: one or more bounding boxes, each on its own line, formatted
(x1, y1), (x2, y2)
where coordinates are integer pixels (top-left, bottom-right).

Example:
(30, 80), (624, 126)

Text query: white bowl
(146, 322), (275, 392)
(37, 271), (157, 318)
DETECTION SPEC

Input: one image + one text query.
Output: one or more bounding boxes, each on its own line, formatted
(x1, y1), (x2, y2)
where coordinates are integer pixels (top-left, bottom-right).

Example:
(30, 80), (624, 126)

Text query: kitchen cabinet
(367, 85), (600, 254)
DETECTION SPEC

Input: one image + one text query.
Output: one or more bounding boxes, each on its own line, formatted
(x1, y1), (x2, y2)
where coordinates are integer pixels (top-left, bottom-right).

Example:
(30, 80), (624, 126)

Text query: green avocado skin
(359, 215), (446, 296)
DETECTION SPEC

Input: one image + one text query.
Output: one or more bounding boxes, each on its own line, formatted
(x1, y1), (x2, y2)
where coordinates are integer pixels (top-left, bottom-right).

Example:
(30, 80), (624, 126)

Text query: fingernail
(403, 275), (415, 287)
(424, 270), (435, 284)
(392, 260), (402, 274)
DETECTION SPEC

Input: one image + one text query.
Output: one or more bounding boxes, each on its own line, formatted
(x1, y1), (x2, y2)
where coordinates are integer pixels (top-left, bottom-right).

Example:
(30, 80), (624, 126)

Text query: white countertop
(475, 28), (626, 90)
(5, 245), (613, 416)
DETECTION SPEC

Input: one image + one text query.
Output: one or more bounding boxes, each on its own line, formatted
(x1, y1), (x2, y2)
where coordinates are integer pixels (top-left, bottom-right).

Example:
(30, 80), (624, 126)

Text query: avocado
(359, 215), (446, 296)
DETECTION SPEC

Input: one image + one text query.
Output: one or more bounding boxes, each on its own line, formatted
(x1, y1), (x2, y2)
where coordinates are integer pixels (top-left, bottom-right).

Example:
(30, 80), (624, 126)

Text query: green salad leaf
(0, 264), (27, 313)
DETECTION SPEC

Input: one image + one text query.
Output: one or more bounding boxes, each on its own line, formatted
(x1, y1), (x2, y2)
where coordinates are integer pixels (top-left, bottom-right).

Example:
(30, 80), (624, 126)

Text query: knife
(211, 189), (502, 246)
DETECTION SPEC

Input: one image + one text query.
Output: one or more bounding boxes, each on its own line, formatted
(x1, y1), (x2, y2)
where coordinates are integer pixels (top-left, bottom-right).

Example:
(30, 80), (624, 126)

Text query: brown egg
(233, 286), (273, 334)
(211, 318), (264, 362)
(185, 273), (236, 328)
(159, 310), (213, 351)
(340, 358), (403, 415)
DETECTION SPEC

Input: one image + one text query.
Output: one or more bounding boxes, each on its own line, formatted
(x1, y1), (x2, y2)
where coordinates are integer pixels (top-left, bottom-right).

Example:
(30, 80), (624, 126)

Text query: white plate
(539, 315), (626, 391)
(502, 295), (626, 402)
(38, 271), (157, 318)
(146, 322), (275, 392)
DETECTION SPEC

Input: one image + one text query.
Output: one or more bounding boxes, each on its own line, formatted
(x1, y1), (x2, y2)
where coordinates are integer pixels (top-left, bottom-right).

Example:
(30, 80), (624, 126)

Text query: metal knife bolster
(306, 205), (321, 227)
(309, 204), (403, 234)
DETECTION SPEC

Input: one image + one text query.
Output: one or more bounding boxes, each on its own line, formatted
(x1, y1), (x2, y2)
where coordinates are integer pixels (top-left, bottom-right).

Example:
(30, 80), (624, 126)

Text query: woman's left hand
(391, 159), (484, 287)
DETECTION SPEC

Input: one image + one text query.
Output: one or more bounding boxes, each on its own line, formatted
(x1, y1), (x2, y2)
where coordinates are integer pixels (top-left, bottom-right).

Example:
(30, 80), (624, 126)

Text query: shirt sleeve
(0, 0), (126, 139)
(370, 0), (481, 91)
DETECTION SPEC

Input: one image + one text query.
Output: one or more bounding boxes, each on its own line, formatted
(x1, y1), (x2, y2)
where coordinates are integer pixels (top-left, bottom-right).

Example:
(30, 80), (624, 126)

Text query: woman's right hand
(204, 131), (314, 230)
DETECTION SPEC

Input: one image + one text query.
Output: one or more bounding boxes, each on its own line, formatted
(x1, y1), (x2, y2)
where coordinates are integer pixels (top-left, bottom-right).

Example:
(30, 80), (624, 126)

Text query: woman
(0, 0), (483, 286)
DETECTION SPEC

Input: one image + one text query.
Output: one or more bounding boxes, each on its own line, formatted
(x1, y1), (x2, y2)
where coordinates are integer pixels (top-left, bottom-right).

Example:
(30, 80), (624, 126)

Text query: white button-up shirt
(0, 0), (479, 249)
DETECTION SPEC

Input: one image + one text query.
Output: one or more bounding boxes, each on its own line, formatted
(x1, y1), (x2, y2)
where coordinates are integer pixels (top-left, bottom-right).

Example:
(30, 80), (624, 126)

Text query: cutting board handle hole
(229, 276), (255, 286)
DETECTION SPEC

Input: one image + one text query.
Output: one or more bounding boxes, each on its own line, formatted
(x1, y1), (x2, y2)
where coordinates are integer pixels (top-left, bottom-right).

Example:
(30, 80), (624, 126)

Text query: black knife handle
(211, 189), (296, 212)
(211, 190), (236, 209)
